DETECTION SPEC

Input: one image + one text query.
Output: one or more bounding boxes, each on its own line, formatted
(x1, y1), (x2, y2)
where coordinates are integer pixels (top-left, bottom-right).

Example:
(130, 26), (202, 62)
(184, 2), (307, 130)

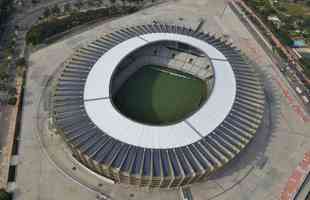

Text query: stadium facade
(52, 24), (265, 189)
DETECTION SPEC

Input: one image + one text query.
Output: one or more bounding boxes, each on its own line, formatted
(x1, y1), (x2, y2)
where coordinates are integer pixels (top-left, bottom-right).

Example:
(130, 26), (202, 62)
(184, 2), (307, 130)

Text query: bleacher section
(111, 43), (213, 95)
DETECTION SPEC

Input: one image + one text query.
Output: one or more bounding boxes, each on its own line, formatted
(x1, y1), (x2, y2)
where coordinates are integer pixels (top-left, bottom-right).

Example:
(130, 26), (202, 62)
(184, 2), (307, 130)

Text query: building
(52, 24), (265, 189)
(291, 36), (307, 48)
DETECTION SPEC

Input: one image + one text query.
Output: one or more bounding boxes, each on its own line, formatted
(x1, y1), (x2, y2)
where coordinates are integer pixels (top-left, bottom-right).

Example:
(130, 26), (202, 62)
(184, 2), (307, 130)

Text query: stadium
(52, 24), (265, 189)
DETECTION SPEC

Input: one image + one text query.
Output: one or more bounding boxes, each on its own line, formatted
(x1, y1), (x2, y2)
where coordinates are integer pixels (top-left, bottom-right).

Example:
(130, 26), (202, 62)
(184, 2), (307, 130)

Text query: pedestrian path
(281, 152), (310, 200)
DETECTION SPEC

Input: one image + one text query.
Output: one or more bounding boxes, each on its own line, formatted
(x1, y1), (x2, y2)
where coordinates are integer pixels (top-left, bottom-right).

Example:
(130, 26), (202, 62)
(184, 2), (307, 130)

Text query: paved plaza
(14, 0), (310, 199)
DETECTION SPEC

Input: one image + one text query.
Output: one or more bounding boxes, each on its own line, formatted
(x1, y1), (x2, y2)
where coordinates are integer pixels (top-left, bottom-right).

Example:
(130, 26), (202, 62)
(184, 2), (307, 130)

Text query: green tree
(0, 71), (9, 81)
(74, 0), (83, 9)
(87, 0), (96, 7)
(0, 0), (14, 26)
(16, 57), (26, 67)
(8, 87), (16, 96)
(32, 0), (40, 4)
(0, 189), (11, 200)
(51, 4), (61, 15)
(8, 97), (17, 105)
(64, 3), (71, 13)
(43, 7), (51, 18)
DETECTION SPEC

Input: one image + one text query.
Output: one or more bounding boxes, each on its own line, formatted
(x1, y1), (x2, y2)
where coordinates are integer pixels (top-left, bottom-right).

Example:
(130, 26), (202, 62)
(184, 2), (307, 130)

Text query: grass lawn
(300, 56), (310, 78)
(112, 65), (207, 125)
(279, 2), (310, 16)
(297, 49), (310, 78)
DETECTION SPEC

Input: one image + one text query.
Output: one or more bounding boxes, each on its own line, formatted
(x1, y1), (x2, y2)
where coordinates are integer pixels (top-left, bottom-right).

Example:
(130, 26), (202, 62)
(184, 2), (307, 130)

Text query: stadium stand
(52, 24), (265, 189)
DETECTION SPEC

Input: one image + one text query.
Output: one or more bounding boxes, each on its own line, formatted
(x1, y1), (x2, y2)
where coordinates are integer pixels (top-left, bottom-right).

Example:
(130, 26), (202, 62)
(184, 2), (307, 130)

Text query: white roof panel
(187, 60), (236, 135)
(85, 99), (200, 148)
(83, 33), (236, 149)
(84, 37), (147, 100)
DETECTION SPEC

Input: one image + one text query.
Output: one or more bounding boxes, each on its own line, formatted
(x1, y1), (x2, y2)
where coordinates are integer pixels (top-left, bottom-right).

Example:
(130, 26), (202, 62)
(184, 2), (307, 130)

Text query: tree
(31, 0), (40, 5)
(9, 38), (16, 49)
(51, 4), (61, 15)
(0, 72), (9, 81)
(8, 87), (16, 96)
(43, 7), (51, 18)
(87, 0), (96, 7)
(64, 3), (71, 13)
(16, 57), (26, 67)
(278, 5), (287, 12)
(0, 0), (14, 26)
(8, 97), (17, 105)
(74, 0), (83, 9)
(0, 189), (11, 200)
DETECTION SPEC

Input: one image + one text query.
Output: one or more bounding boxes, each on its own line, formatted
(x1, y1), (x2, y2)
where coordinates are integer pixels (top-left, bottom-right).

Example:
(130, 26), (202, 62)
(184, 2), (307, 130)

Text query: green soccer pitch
(112, 65), (208, 125)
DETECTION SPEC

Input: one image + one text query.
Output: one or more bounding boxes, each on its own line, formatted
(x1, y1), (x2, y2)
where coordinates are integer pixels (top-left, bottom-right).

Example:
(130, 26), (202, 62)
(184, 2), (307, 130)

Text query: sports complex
(52, 24), (265, 189)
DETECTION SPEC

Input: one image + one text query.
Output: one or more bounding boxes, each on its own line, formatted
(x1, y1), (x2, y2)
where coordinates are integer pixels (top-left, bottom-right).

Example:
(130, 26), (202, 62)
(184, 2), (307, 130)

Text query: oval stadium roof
(53, 24), (265, 188)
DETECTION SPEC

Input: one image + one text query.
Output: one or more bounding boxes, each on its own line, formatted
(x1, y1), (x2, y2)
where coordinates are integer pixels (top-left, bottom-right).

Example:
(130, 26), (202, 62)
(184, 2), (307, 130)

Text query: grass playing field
(112, 65), (207, 125)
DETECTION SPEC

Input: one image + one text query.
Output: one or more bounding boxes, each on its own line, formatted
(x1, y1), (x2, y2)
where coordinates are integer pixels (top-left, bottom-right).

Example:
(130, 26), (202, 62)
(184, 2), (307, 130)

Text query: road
(0, 0), (80, 190)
